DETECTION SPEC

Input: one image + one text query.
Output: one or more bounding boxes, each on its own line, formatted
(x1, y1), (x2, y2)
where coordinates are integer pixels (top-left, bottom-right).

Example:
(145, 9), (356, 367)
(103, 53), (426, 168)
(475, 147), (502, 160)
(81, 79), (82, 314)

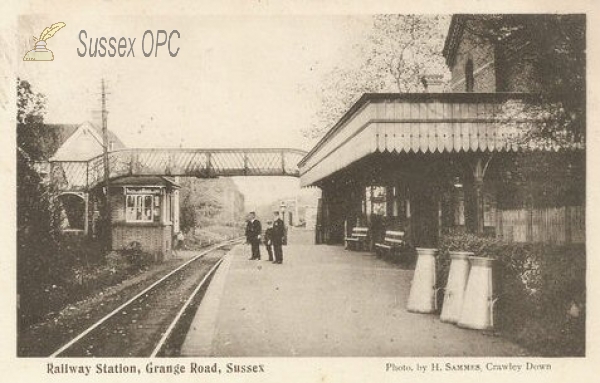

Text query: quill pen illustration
(37, 22), (66, 41)
(24, 22), (66, 61)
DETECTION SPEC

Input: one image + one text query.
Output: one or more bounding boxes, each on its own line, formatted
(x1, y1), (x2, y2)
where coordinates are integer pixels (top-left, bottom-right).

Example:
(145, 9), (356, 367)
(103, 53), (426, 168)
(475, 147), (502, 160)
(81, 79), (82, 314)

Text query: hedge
(437, 233), (585, 356)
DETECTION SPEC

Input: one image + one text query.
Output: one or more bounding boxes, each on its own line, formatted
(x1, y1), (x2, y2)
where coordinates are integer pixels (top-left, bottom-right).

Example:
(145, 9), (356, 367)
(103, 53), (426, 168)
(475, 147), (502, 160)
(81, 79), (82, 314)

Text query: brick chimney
(421, 74), (445, 93)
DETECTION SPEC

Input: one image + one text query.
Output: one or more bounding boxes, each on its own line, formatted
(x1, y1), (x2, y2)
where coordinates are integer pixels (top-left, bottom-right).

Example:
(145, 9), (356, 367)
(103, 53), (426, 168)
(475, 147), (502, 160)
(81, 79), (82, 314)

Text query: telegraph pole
(102, 79), (111, 248)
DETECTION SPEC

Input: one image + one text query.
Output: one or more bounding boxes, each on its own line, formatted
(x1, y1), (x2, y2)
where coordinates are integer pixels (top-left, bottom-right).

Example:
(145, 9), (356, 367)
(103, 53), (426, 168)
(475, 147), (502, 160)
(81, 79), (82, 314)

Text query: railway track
(50, 239), (241, 357)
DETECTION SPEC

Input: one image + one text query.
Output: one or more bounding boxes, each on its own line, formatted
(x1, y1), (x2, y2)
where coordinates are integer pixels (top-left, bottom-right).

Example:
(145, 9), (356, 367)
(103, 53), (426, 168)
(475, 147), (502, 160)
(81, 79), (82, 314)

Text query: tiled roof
(44, 121), (126, 159)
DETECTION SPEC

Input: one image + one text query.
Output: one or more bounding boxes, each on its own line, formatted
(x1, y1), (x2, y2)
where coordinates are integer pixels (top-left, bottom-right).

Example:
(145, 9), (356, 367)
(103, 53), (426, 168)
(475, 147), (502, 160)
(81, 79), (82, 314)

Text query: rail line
(50, 238), (242, 357)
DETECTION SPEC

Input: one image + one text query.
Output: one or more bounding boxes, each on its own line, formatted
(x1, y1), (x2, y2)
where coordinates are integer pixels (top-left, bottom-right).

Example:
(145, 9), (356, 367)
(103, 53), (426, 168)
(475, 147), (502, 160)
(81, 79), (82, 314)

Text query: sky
(18, 15), (371, 149)
(17, 14), (371, 206)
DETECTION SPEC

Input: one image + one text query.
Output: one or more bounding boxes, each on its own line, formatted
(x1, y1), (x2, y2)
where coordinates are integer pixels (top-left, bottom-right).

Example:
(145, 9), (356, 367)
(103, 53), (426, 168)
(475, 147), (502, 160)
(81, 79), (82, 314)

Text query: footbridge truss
(50, 148), (307, 192)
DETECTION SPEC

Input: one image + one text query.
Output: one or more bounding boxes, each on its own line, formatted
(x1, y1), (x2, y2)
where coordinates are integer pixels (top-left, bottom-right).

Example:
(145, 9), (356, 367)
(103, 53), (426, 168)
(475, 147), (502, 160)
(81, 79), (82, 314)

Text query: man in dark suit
(245, 212), (262, 260)
(271, 211), (285, 264)
(264, 220), (274, 261)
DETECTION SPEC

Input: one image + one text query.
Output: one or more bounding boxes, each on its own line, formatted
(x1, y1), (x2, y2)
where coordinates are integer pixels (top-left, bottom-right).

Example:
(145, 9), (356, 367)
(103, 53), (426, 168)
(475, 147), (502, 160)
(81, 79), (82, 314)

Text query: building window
(483, 189), (497, 228)
(390, 186), (407, 218)
(391, 187), (399, 217)
(126, 194), (159, 222)
(465, 59), (474, 92)
(454, 188), (466, 226)
(365, 186), (387, 216)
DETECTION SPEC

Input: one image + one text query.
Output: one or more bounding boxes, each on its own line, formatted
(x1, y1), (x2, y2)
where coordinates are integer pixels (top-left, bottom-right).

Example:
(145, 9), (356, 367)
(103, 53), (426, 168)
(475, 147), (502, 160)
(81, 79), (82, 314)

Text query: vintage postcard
(1, 0), (598, 382)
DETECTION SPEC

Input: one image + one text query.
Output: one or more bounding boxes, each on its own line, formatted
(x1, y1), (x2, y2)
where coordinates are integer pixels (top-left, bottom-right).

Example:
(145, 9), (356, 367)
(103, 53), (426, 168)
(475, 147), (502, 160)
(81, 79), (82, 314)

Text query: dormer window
(465, 59), (474, 92)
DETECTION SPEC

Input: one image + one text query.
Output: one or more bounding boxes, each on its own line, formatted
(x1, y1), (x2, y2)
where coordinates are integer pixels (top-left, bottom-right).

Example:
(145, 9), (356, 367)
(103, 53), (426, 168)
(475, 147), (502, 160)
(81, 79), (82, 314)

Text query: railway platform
(180, 229), (527, 357)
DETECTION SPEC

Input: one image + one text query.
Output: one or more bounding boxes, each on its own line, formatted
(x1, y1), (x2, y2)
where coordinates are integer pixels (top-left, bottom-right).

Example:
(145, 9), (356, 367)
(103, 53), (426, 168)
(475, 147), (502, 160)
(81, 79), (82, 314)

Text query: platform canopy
(299, 93), (578, 187)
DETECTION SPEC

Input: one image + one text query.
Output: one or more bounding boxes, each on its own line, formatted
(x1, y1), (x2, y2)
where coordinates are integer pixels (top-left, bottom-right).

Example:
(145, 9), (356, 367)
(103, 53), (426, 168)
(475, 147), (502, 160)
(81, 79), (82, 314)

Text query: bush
(437, 233), (585, 356)
(122, 241), (153, 269)
(17, 160), (64, 328)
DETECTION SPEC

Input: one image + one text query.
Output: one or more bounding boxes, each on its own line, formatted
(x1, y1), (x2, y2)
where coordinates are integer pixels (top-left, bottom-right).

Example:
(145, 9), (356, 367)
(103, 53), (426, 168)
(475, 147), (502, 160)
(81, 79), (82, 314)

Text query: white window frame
(126, 193), (159, 223)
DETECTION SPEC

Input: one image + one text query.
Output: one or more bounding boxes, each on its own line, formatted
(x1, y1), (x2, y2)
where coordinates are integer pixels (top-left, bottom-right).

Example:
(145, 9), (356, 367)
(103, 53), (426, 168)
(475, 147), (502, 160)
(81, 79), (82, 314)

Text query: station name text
(77, 30), (180, 58)
(47, 362), (264, 376)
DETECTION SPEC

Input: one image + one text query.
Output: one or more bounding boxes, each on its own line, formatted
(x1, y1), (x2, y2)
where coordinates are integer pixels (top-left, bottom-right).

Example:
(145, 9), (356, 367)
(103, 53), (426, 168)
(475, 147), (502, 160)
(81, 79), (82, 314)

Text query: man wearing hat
(245, 212), (262, 260)
(271, 211), (285, 264)
(264, 220), (274, 262)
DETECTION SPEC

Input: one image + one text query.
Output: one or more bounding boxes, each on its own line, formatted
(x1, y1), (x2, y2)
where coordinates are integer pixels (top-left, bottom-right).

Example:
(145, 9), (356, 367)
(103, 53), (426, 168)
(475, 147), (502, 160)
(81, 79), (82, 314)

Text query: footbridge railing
(50, 148), (307, 191)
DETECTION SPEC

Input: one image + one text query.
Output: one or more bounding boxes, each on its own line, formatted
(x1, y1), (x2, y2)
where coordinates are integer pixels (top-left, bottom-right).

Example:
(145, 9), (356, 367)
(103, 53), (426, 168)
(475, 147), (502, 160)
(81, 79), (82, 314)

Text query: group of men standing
(245, 211), (285, 264)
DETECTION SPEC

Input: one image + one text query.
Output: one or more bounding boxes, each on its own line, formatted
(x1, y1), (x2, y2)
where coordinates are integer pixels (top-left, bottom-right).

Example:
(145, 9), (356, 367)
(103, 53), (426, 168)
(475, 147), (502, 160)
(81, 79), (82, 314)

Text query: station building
(42, 121), (181, 258)
(105, 176), (180, 259)
(299, 15), (585, 248)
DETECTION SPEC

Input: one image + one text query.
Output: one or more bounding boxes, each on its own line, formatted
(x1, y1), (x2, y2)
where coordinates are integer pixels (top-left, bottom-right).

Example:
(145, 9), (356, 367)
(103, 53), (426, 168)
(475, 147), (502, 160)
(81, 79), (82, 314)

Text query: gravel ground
(18, 248), (229, 357)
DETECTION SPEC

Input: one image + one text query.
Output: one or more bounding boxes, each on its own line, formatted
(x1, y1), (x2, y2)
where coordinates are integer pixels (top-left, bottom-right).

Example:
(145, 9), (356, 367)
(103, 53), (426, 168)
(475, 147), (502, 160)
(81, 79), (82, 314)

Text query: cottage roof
(47, 121), (126, 161)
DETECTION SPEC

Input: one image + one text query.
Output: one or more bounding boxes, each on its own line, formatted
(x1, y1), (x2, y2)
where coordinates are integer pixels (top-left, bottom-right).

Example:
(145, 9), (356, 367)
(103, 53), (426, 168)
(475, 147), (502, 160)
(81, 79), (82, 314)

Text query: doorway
(411, 186), (439, 247)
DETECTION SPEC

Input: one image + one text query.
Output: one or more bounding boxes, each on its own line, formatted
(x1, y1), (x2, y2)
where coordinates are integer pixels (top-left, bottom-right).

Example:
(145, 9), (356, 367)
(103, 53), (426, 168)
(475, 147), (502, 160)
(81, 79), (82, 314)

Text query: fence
(498, 205), (584, 244)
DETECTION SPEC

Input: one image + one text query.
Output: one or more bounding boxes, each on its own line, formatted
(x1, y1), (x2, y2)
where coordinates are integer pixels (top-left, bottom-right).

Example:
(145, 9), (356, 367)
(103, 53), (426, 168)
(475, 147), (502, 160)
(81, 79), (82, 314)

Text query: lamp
(453, 176), (463, 188)
(280, 201), (288, 245)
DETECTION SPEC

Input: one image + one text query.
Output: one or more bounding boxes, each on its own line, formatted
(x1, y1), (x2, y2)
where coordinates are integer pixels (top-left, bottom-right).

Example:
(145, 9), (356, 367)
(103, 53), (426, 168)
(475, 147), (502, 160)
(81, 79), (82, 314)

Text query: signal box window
(126, 194), (160, 222)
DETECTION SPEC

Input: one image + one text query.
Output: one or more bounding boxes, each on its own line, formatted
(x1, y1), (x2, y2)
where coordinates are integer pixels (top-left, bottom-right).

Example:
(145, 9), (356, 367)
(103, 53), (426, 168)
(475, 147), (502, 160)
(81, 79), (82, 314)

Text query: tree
(304, 15), (449, 140)
(17, 80), (61, 160)
(178, 178), (245, 233)
(179, 191), (197, 234)
(305, 66), (386, 140)
(306, 14), (584, 146)
(17, 79), (63, 327)
(461, 14), (585, 144)
(367, 15), (449, 93)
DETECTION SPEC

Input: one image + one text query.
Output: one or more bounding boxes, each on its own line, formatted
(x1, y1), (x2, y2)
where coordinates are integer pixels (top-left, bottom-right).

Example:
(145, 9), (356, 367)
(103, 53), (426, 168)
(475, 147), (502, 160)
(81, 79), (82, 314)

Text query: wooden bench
(374, 230), (407, 258)
(345, 227), (369, 251)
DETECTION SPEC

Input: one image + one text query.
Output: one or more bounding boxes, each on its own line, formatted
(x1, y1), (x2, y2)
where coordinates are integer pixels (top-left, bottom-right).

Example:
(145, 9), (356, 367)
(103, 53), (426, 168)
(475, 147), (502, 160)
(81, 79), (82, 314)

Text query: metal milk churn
(440, 251), (473, 323)
(407, 248), (438, 314)
(457, 256), (497, 330)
